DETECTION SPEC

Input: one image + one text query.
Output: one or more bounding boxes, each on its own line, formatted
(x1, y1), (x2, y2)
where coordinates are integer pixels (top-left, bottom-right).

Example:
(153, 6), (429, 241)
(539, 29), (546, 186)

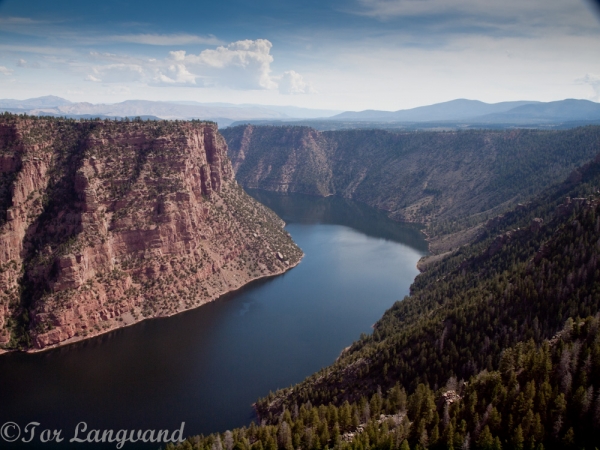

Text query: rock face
(223, 125), (600, 224)
(0, 116), (302, 351)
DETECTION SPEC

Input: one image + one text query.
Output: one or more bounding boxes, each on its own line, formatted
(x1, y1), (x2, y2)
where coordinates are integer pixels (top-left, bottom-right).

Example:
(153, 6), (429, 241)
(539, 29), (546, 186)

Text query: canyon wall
(223, 125), (600, 225)
(0, 116), (302, 351)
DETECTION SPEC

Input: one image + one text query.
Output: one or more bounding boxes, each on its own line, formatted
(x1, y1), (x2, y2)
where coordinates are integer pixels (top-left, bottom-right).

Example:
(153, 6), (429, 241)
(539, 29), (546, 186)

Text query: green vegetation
(0, 113), (301, 350)
(170, 316), (600, 450)
(6, 115), (600, 447)
(171, 137), (600, 449)
(223, 125), (600, 228)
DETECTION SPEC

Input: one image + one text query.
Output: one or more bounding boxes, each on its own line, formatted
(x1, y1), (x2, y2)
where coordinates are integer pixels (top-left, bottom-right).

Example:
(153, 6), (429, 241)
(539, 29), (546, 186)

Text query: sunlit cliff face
(0, 116), (302, 351)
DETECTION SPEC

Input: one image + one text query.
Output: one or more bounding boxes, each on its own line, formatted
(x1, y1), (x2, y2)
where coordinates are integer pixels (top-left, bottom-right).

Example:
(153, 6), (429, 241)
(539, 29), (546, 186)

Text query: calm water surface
(0, 191), (427, 448)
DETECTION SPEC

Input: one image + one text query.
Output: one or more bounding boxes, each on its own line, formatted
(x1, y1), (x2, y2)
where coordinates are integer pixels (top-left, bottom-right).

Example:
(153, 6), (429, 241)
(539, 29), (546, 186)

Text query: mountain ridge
(4, 97), (600, 129)
(0, 114), (302, 352)
(0, 96), (341, 127)
(223, 125), (600, 237)
(332, 99), (540, 122)
(331, 99), (600, 124)
(172, 128), (600, 450)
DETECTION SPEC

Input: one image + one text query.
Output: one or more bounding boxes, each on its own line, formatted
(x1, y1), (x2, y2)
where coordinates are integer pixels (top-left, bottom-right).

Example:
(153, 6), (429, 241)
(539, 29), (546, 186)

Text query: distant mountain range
(330, 98), (600, 124)
(2, 96), (599, 128)
(0, 96), (341, 127)
(0, 95), (74, 109)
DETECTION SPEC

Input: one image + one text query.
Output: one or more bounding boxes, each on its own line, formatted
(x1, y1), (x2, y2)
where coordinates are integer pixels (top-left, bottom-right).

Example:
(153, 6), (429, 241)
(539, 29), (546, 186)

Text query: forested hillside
(171, 317), (600, 450)
(223, 125), (600, 230)
(171, 150), (600, 449)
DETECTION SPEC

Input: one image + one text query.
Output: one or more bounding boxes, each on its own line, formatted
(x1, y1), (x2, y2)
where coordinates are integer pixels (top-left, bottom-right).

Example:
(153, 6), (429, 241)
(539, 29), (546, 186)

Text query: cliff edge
(223, 125), (600, 226)
(0, 115), (302, 351)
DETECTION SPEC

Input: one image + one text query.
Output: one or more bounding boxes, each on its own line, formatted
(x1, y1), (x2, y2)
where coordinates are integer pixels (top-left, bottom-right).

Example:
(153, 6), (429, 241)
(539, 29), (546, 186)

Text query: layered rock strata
(0, 116), (302, 351)
(223, 125), (600, 224)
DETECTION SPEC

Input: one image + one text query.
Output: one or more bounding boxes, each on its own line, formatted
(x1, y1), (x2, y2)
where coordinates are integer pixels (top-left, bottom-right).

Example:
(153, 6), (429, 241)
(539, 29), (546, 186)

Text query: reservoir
(0, 191), (427, 448)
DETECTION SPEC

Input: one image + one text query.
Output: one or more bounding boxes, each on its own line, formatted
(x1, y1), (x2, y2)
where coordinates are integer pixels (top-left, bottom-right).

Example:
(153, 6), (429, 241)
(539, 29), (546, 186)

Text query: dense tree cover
(426, 151), (600, 240)
(169, 316), (600, 450)
(254, 158), (600, 414)
(170, 153), (600, 449)
(223, 125), (600, 225)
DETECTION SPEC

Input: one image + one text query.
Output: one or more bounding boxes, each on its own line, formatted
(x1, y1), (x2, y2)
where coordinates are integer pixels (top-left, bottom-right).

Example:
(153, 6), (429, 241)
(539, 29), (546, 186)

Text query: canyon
(223, 125), (600, 228)
(218, 141), (600, 450)
(0, 115), (302, 352)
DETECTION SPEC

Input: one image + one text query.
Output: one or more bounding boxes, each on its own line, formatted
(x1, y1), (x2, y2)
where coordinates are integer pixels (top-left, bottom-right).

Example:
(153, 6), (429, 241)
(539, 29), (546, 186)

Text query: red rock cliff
(0, 116), (302, 351)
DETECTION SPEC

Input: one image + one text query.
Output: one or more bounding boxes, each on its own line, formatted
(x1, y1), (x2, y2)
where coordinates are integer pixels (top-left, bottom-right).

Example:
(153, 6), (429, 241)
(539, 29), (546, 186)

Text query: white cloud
(152, 63), (197, 86)
(0, 66), (13, 75)
(16, 58), (41, 68)
(353, 0), (580, 19)
(20, 38), (308, 94)
(0, 16), (43, 25)
(0, 44), (75, 55)
(278, 70), (316, 95)
(82, 40), (279, 90)
(349, 0), (599, 35)
(576, 73), (600, 101)
(106, 85), (131, 96)
(86, 52), (196, 87)
(169, 50), (187, 62)
(89, 51), (127, 62)
(87, 64), (145, 83)
(109, 33), (222, 46)
(184, 39), (277, 89)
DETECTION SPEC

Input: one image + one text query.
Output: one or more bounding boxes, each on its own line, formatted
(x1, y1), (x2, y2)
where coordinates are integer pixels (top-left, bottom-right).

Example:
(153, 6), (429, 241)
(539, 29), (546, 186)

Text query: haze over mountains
(332, 99), (539, 122)
(2, 96), (600, 129)
(333, 98), (600, 124)
(233, 98), (600, 130)
(0, 96), (341, 127)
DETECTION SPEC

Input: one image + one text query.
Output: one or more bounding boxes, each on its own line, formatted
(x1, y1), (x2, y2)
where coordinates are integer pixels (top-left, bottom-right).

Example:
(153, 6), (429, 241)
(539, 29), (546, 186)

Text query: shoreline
(0, 253), (303, 356)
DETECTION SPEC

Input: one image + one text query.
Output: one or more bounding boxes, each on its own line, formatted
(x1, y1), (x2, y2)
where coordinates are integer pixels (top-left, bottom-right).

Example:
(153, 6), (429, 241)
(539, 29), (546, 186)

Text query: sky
(0, 0), (599, 111)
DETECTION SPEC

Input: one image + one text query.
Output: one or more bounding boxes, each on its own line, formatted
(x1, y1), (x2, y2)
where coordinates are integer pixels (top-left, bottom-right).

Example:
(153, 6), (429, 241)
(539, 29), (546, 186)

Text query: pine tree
(512, 425), (524, 450)
(476, 425), (494, 450)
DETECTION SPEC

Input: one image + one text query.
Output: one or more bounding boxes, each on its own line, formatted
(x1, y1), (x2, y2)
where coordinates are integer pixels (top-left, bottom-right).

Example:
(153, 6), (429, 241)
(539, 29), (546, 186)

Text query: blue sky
(0, 0), (599, 110)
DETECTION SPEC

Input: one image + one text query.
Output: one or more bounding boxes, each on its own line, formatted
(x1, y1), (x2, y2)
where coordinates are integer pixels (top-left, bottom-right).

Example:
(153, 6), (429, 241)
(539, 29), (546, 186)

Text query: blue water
(0, 191), (427, 448)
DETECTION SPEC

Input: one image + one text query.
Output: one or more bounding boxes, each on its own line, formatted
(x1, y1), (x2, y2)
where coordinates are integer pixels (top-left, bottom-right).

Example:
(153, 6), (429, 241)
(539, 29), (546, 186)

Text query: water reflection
(0, 191), (427, 449)
(247, 189), (428, 252)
